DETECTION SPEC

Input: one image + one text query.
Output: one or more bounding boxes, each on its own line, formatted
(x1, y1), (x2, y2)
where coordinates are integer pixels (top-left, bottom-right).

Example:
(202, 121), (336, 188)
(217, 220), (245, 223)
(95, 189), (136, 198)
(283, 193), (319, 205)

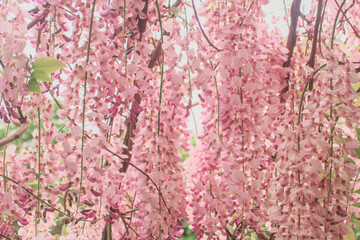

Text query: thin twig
(0, 174), (70, 217)
(155, 1), (165, 231)
(0, 234), (11, 240)
(105, 147), (173, 217)
(191, 0), (222, 51)
(331, 0), (347, 49)
(283, 0), (290, 28)
(334, 0), (360, 39)
(76, 0), (96, 217)
(111, 207), (140, 237)
(307, 0), (323, 90)
(298, 64), (327, 125)
(318, 0), (328, 58)
(2, 124), (10, 192)
(209, 58), (222, 144)
(35, 108), (41, 237)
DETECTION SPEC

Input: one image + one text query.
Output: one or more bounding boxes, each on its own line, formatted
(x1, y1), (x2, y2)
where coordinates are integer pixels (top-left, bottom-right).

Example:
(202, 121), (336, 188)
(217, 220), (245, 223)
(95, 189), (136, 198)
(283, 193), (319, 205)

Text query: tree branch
(137, 0), (149, 41)
(27, 3), (50, 30)
(334, 0), (360, 39)
(283, 0), (302, 68)
(307, 0), (323, 90)
(147, 41), (162, 69)
(0, 121), (28, 147)
(281, 0), (302, 101)
(172, 0), (182, 8)
(191, 0), (222, 52)
(120, 91), (141, 173)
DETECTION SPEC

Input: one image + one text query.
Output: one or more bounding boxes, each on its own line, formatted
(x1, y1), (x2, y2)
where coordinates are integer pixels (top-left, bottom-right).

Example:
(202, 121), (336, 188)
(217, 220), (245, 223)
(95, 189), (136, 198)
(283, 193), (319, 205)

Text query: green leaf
(351, 217), (360, 226)
(339, 154), (356, 165)
(32, 57), (66, 74)
(61, 224), (69, 236)
(352, 202), (360, 208)
(355, 189), (360, 194)
(181, 220), (189, 229)
(31, 70), (51, 82)
(28, 78), (41, 93)
(12, 56), (28, 60)
(191, 134), (197, 147)
(356, 127), (360, 142)
(22, 162), (31, 169)
(179, 147), (189, 162)
(355, 148), (360, 159)
(353, 82), (360, 92)
(344, 224), (356, 240)
(29, 182), (38, 190)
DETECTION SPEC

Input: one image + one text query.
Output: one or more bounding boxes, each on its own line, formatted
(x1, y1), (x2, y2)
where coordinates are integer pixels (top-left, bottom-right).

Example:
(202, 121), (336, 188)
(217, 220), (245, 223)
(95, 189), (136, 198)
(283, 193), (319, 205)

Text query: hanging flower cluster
(185, 0), (289, 238)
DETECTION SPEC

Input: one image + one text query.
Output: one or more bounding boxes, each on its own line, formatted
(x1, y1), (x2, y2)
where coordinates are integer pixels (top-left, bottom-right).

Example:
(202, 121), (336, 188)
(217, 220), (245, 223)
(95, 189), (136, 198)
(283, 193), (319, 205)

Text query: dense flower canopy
(1, 0), (360, 239)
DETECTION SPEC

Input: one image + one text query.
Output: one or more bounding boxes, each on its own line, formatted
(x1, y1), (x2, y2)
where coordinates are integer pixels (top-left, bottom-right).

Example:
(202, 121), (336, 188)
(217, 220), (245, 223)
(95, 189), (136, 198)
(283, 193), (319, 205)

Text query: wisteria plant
(1, 0), (360, 239)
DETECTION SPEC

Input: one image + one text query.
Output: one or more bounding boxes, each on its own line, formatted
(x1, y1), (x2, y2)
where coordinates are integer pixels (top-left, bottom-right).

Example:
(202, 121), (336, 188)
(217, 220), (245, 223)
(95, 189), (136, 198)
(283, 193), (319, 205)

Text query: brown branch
(283, 0), (302, 68)
(101, 221), (112, 240)
(120, 91), (142, 172)
(27, 3), (50, 30)
(318, 0), (328, 58)
(1, 90), (28, 147)
(11, 118), (22, 127)
(191, 0), (222, 52)
(137, 0), (149, 41)
(307, 0), (323, 90)
(281, 0), (302, 101)
(269, 233), (275, 240)
(0, 121), (28, 147)
(299, 13), (312, 25)
(28, 6), (40, 14)
(147, 41), (162, 69)
(172, 0), (182, 8)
